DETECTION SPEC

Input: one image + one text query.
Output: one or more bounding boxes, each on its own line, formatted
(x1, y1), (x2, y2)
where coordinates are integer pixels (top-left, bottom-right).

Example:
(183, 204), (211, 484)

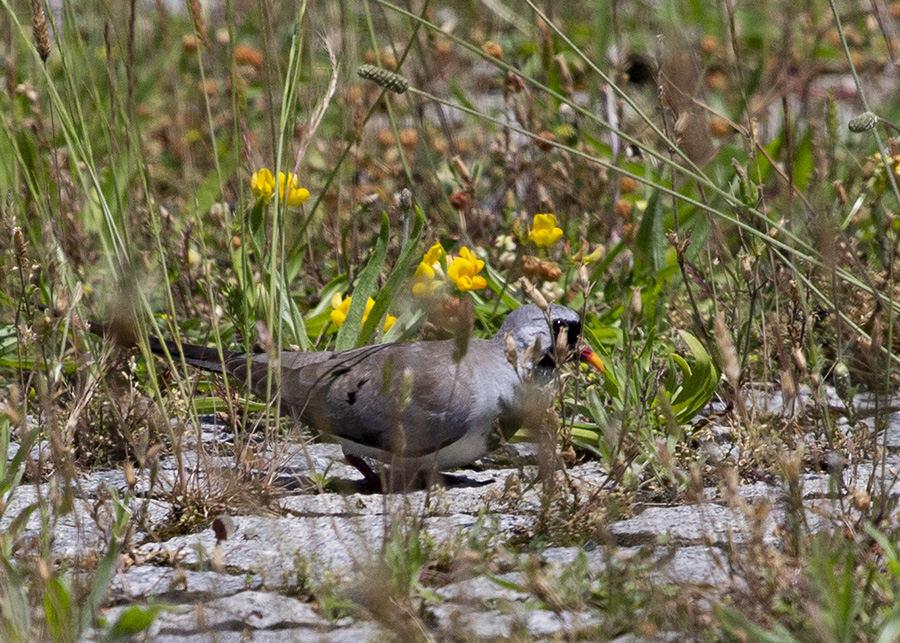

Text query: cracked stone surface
(109, 566), (264, 602)
(12, 386), (900, 641)
(429, 604), (600, 639)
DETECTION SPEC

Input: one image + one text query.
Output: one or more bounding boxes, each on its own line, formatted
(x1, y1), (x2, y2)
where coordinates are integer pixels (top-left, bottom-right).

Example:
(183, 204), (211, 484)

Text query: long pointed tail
(88, 321), (236, 374)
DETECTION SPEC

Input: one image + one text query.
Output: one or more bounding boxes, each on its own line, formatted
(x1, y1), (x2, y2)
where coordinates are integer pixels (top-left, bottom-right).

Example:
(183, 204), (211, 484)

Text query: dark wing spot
(331, 366), (351, 377)
(346, 378), (368, 405)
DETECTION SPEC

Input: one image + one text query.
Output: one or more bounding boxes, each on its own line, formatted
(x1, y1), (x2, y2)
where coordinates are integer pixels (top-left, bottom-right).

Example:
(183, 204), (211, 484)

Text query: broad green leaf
(634, 189), (665, 273)
(247, 199), (268, 258)
(104, 605), (165, 642)
(358, 205), (425, 345)
(336, 212), (390, 351)
(667, 330), (719, 422)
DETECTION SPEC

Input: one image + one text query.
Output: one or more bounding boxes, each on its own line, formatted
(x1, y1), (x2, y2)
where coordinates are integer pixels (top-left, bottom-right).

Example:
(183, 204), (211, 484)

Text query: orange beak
(580, 347), (605, 374)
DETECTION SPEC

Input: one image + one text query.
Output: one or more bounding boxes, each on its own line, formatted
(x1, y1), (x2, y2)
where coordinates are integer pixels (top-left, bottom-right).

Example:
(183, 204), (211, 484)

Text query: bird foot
(343, 454), (493, 492)
(344, 454), (384, 492)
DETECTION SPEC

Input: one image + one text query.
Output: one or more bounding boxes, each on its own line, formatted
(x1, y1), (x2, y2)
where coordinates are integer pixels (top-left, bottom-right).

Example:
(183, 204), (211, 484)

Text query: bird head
(494, 304), (604, 380)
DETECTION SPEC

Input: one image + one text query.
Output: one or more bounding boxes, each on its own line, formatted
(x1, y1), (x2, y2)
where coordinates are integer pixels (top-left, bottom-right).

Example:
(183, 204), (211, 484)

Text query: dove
(132, 303), (604, 488)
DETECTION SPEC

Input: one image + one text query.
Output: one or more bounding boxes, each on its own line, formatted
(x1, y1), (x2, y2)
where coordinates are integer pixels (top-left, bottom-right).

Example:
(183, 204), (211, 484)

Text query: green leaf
(43, 576), (73, 643)
(104, 605), (165, 642)
(358, 205), (425, 345)
(6, 502), (38, 540)
(81, 492), (131, 635)
(667, 330), (719, 422)
(336, 212), (390, 351)
(247, 199), (268, 257)
(634, 189), (665, 273)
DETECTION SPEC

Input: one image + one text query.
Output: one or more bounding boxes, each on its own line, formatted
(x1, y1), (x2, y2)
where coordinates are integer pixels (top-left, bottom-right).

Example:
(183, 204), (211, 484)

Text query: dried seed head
(614, 199), (633, 219)
(620, 176), (638, 193)
(657, 438), (672, 469)
(740, 254), (753, 283)
(849, 488), (871, 511)
(780, 369), (795, 401)
(521, 277), (548, 311)
(13, 227), (26, 261)
(397, 187), (412, 211)
(714, 313), (740, 385)
(448, 189), (472, 210)
(555, 324), (569, 361)
(536, 130), (556, 152)
(37, 559), (52, 582)
(833, 180), (847, 205)
(574, 264), (590, 294)
(555, 54), (574, 95)
(629, 287), (642, 318)
(124, 461), (137, 488)
(30, 0), (51, 63)
(5, 54), (14, 96)
(398, 367), (415, 412)
(833, 360), (851, 400)
(481, 41), (503, 59)
(537, 184), (553, 214)
(255, 320), (274, 357)
(505, 333), (518, 368)
(357, 64), (409, 94)
(526, 336), (543, 370)
(450, 156), (471, 185)
(189, 0), (208, 46)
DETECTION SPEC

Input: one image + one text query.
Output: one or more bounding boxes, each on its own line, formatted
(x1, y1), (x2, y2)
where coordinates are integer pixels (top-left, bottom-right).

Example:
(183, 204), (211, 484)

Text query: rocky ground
(7, 385), (900, 642)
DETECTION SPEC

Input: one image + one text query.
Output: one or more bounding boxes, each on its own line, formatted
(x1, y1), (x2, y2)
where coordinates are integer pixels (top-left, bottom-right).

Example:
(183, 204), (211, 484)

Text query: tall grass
(0, 0), (899, 638)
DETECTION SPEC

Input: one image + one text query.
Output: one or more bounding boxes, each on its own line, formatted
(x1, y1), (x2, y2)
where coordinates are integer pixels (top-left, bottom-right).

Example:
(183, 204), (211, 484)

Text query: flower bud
(629, 287), (642, 318)
(357, 64), (409, 94)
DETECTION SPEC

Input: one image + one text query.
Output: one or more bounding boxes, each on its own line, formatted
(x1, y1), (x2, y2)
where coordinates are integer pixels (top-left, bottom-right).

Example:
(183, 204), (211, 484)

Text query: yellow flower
(412, 243), (446, 297)
(447, 247), (487, 292)
(330, 293), (396, 331)
(412, 262), (438, 297)
(251, 168), (276, 202)
(251, 168), (310, 206)
(422, 242), (445, 265)
(330, 292), (351, 327)
(277, 172), (310, 206)
(528, 213), (564, 248)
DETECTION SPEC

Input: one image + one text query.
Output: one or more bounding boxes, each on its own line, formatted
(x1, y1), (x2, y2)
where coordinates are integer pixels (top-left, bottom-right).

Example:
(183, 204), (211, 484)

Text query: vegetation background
(2, 0), (900, 639)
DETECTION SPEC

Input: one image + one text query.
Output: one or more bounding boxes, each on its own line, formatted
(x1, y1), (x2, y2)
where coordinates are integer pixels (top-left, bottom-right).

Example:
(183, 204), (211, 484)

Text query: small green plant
(717, 525), (900, 642)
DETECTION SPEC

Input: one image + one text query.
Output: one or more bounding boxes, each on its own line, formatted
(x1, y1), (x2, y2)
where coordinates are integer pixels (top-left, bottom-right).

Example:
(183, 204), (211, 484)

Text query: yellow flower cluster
(412, 243), (488, 296)
(251, 168), (310, 206)
(412, 243), (445, 297)
(527, 213), (563, 248)
(330, 293), (396, 331)
(447, 247), (487, 292)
